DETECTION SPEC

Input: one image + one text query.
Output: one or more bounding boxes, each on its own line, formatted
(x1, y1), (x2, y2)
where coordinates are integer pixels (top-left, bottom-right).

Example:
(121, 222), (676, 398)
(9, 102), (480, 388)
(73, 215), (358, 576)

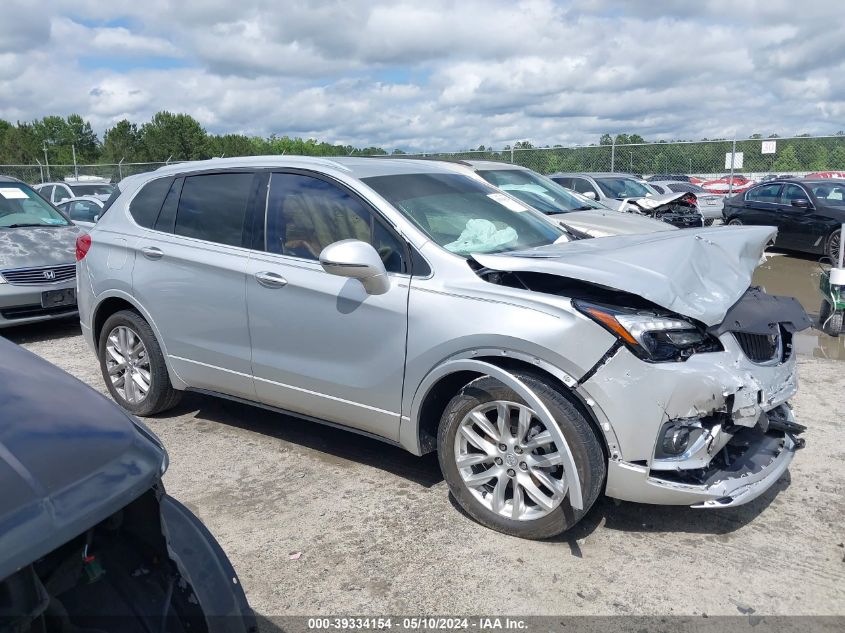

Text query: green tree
(599, 133), (613, 145)
(102, 119), (145, 162)
(773, 145), (801, 171)
(0, 122), (40, 163)
(206, 133), (256, 158)
(140, 111), (208, 161)
(808, 146), (830, 171)
(829, 146), (845, 170)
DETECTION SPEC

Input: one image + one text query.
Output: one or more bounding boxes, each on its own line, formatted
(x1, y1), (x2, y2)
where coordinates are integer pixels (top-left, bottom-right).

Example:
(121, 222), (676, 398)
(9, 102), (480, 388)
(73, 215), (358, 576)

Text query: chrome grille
(1, 264), (76, 286)
(734, 331), (780, 363)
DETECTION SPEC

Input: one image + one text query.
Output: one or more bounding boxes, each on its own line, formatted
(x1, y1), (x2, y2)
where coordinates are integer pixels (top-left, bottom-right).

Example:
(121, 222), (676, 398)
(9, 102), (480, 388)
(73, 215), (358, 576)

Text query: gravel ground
(6, 318), (845, 620)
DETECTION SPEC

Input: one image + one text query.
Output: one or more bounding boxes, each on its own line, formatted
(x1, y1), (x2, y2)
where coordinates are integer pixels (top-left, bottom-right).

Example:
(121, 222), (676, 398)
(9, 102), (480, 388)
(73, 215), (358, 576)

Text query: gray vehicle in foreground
(0, 176), (81, 328)
(78, 156), (809, 539)
(0, 336), (254, 631)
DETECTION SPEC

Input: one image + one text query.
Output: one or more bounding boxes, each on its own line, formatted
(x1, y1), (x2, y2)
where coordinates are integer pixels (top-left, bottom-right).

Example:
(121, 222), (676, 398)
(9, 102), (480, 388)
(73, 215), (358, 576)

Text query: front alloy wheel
(828, 229), (841, 265)
(454, 400), (567, 520)
(105, 325), (151, 404)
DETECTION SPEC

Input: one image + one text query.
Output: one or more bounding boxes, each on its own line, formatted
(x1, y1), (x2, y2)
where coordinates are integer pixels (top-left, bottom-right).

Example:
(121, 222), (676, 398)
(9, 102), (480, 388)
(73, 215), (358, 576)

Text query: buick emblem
(43, 269), (56, 280)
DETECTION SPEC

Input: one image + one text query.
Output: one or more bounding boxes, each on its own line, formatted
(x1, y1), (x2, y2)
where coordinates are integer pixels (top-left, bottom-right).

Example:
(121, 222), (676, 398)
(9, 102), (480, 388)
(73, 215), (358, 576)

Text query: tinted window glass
(746, 184), (782, 202)
(477, 169), (603, 213)
(175, 172), (253, 246)
(53, 185), (71, 203)
(129, 177), (173, 228)
(780, 184), (808, 206)
(37, 185), (53, 201)
(595, 177), (652, 198)
(571, 178), (598, 196)
(155, 178), (183, 233)
(810, 183), (845, 206)
(363, 173), (563, 257)
(668, 183), (703, 193)
(266, 173), (405, 273)
(69, 183), (115, 197)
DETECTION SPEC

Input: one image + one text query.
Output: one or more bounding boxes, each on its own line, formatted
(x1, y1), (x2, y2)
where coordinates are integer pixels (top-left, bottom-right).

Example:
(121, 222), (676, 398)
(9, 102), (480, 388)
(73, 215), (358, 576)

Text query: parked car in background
(34, 178), (114, 205)
(722, 178), (844, 261)
(805, 171), (845, 179)
(647, 174), (691, 183)
(0, 337), (255, 632)
(450, 160), (675, 237)
(761, 174), (794, 182)
(700, 174), (754, 194)
(548, 172), (703, 228)
(56, 195), (105, 228)
(649, 180), (724, 225)
(0, 176), (81, 328)
(78, 156), (807, 539)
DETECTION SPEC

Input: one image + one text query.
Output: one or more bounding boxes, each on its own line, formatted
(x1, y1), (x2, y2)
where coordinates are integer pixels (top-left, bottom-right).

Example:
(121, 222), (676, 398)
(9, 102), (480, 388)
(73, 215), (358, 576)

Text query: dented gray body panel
(472, 225), (777, 327)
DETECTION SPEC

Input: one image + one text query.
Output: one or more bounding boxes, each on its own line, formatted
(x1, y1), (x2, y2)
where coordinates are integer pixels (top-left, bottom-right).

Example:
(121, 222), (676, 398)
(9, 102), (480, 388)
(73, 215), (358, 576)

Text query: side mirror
(319, 239), (389, 295)
(582, 191), (597, 200)
(791, 198), (811, 209)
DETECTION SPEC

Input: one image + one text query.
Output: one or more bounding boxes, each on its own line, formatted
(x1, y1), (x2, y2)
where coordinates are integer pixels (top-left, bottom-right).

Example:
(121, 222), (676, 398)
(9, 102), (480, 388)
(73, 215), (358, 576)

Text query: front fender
(159, 494), (256, 633)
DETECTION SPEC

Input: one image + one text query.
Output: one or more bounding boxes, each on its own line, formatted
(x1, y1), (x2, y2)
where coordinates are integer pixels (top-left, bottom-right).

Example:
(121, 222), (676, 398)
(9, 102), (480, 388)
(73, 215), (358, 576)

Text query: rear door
(244, 170), (410, 440)
(738, 183), (782, 231)
(130, 170), (262, 399)
(776, 183), (830, 252)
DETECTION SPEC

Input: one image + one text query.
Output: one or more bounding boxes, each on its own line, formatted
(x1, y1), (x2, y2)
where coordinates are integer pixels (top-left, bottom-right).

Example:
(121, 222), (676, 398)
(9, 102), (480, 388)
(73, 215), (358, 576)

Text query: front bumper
(0, 279), (77, 328)
(579, 331), (803, 508)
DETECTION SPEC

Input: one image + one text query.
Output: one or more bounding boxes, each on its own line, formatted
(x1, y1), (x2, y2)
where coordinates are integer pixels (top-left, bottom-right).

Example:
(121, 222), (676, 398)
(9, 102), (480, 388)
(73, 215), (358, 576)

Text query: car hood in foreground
(553, 209), (677, 238)
(0, 225), (81, 271)
(471, 225), (777, 327)
(0, 338), (163, 581)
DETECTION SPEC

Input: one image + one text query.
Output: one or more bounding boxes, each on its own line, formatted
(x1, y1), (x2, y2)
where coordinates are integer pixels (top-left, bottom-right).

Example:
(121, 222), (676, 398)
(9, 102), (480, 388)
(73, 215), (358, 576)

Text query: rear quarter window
(129, 177), (174, 228)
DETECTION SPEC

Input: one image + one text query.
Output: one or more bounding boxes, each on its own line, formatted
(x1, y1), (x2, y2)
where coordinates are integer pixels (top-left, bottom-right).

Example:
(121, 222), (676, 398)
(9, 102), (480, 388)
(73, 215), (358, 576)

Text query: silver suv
(77, 157), (809, 539)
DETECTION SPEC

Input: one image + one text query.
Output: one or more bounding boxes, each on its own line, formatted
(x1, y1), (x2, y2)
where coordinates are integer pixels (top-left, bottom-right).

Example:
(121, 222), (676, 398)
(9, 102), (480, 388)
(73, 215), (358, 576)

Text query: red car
(806, 171), (845, 179)
(700, 174), (754, 195)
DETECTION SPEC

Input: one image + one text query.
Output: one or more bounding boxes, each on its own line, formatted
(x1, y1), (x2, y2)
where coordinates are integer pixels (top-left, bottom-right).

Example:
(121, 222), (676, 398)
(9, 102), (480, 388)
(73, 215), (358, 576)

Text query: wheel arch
(404, 352), (615, 468)
(91, 291), (187, 390)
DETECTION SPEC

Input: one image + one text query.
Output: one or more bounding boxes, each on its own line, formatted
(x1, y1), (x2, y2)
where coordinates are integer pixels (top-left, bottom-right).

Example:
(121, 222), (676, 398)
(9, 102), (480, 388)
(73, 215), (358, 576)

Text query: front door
(245, 171), (410, 440)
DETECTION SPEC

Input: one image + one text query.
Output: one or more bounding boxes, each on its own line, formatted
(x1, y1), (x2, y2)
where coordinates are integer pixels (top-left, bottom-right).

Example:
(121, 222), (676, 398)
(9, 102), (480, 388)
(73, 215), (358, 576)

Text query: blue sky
(1, 0), (843, 151)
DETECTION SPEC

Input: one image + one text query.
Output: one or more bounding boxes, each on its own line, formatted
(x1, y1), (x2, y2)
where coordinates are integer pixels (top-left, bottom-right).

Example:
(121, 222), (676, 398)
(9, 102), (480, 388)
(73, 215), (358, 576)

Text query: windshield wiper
(4, 223), (62, 228)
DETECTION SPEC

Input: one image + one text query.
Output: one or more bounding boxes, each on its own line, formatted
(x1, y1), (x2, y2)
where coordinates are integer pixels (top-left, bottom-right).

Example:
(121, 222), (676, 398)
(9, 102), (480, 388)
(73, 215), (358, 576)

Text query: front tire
(728, 218), (743, 226)
(98, 309), (182, 416)
(827, 229), (841, 265)
(437, 373), (605, 539)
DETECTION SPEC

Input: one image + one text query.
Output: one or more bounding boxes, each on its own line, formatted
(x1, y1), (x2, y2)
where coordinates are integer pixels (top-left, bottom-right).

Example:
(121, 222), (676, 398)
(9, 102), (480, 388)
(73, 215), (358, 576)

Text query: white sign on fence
(725, 152), (744, 169)
(761, 140), (777, 154)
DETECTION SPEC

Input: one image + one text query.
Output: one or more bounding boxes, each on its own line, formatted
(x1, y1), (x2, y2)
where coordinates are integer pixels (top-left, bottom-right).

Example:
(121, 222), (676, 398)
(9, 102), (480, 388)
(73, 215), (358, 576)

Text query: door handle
(254, 271), (288, 288)
(141, 246), (164, 260)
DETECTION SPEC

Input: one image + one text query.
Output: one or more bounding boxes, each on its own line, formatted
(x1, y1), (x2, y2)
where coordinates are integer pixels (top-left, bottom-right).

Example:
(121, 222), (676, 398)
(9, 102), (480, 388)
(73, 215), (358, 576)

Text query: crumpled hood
(627, 192), (688, 210)
(471, 225), (777, 327)
(0, 225), (81, 270)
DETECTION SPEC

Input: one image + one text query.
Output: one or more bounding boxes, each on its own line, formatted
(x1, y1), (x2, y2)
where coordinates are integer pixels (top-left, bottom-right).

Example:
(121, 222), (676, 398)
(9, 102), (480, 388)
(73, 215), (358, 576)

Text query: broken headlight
(574, 301), (723, 362)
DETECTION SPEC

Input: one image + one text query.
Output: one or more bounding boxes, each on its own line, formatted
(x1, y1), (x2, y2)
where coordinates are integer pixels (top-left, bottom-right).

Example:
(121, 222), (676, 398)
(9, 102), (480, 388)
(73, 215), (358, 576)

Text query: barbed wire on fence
(2, 134), (844, 185)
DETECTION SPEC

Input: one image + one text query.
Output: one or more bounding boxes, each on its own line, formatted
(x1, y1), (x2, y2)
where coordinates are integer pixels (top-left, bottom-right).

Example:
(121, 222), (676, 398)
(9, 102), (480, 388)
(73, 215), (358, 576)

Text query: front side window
(571, 178), (598, 197)
(363, 172), (564, 257)
(37, 185), (53, 201)
(477, 169), (604, 213)
(780, 184), (809, 206)
(175, 172), (254, 247)
(746, 184), (782, 203)
(265, 173), (406, 273)
(0, 183), (71, 228)
(595, 177), (653, 199)
(68, 200), (101, 222)
(668, 183), (704, 194)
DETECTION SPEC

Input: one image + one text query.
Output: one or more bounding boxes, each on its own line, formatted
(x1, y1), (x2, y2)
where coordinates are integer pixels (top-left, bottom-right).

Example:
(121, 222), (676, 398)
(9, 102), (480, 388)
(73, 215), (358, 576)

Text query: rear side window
(129, 177), (173, 228)
(174, 172), (253, 247)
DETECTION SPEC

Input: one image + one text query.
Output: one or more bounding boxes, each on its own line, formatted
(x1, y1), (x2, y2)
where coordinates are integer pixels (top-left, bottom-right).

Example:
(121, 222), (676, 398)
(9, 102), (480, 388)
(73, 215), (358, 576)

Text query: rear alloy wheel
(728, 218), (743, 226)
(827, 229), (842, 265)
(99, 310), (182, 416)
(438, 373), (605, 539)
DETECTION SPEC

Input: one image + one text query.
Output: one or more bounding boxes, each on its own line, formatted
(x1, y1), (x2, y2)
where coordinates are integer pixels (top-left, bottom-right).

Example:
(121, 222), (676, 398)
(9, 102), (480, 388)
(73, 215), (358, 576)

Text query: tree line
(0, 111), (395, 166)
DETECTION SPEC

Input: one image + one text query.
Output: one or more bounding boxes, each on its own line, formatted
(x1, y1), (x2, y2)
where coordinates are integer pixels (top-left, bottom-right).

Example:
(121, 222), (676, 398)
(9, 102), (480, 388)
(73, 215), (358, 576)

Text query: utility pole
(35, 159), (44, 183)
(728, 135), (737, 196)
(72, 144), (78, 180)
(118, 158), (124, 180)
(629, 152), (633, 173)
(610, 138), (616, 172)
(42, 141), (51, 181)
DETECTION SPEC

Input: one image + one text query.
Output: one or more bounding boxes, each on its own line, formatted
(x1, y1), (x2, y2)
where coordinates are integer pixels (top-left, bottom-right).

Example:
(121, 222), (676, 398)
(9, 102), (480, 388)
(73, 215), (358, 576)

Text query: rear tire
(728, 218), (743, 226)
(98, 309), (182, 416)
(437, 373), (605, 539)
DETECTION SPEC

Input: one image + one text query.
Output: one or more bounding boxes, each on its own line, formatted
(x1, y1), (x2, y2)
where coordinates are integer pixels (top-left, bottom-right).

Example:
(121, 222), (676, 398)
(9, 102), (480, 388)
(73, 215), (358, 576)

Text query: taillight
(76, 234), (92, 261)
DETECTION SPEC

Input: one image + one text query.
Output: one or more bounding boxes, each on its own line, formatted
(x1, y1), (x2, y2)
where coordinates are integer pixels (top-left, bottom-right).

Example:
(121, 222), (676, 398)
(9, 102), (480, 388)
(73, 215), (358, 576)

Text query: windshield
(810, 183), (845, 206)
(69, 183), (114, 196)
(477, 169), (605, 214)
(363, 173), (565, 256)
(0, 183), (71, 228)
(595, 177), (655, 199)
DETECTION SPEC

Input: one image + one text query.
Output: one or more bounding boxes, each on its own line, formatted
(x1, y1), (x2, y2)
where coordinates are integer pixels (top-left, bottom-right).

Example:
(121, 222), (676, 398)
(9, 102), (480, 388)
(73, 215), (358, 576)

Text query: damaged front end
(620, 192), (703, 229)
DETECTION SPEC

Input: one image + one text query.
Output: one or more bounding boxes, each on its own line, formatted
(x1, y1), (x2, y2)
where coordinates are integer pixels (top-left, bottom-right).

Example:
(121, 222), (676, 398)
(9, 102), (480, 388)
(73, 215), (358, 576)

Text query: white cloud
(0, 0), (842, 152)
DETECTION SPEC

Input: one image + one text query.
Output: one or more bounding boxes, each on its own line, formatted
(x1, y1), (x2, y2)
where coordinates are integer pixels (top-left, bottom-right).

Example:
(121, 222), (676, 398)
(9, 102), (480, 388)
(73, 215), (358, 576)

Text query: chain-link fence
(3, 135), (845, 185)
(0, 161), (171, 185)
(403, 134), (845, 181)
